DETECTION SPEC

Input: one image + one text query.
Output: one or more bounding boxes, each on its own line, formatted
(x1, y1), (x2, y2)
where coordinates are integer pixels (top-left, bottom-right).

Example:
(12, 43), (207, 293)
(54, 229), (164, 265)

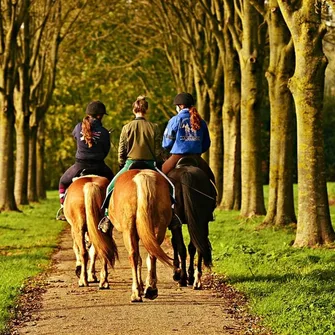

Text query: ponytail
(81, 115), (94, 148)
(189, 107), (202, 131)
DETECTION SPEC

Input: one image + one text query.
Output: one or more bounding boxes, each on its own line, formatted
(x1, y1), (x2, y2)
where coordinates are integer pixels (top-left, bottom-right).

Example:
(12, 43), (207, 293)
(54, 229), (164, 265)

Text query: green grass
(0, 191), (66, 334)
(207, 183), (335, 335)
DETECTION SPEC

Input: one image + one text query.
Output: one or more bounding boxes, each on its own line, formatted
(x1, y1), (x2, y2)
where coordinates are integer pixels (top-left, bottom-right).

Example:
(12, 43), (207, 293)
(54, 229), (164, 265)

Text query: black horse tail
(180, 170), (212, 268)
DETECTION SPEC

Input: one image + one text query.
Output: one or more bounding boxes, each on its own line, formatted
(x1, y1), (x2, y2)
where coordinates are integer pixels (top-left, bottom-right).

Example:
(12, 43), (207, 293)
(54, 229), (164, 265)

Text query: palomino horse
(168, 161), (216, 289)
(108, 169), (173, 302)
(63, 175), (118, 288)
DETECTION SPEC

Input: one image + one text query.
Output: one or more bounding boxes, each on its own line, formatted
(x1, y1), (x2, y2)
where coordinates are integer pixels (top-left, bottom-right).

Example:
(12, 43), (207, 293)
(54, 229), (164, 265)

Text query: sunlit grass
(0, 192), (66, 334)
(208, 184), (335, 335)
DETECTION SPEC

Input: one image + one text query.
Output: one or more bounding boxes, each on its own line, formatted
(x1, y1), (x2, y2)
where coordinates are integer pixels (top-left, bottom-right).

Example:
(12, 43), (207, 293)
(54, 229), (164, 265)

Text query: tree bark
(278, 0), (335, 246)
(263, 1), (296, 226)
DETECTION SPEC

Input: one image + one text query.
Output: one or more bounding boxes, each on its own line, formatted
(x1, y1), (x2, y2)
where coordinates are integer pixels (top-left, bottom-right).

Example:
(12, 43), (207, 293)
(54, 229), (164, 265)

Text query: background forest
(1, 0), (335, 248)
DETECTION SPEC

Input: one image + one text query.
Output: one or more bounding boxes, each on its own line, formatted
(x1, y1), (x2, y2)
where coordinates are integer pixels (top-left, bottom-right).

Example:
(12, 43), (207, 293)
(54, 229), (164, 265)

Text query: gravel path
(10, 227), (270, 335)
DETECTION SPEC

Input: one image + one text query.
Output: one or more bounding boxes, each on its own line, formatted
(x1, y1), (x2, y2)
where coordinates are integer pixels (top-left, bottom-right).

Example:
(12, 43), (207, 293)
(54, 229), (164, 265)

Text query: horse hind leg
(188, 242), (196, 286)
(72, 227), (89, 287)
(193, 253), (203, 290)
(87, 244), (98, 283)
(171, 226), (187, 287)
(99, 259), (110, 289)
(124, 232), (143, 302)
(144, 254), (158, 300)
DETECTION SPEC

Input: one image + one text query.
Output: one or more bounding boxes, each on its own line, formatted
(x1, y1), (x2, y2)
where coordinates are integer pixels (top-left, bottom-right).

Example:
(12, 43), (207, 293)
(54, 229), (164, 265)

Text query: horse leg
(87, 244), (98, 283)
(72, 226), (89, 287)
(188, 242), (196, 286)
(99, 258), (110, 289)
(124, 231), (142, 302)
(71, 229), (82, 279)
(138, 254), (144, 295)
(171, 226), (187, 287)
(144, 254), (158, 300)
(193, 253), (203, 290)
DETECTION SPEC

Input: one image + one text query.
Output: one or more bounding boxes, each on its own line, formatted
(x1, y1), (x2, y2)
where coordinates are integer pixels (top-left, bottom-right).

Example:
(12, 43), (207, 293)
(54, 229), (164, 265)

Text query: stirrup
(98, 216), (111, 233)
(56, 207), (66, 221)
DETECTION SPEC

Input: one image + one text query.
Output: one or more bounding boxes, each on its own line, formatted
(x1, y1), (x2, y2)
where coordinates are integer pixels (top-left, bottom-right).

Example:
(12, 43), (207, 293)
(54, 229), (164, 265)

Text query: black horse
(168, 158), (217, 289)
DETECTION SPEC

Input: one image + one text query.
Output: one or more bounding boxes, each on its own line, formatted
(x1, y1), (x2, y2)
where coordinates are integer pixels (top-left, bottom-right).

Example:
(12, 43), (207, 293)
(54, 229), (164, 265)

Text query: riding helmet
(173, 92), (195, 107)
(86, 100), (108, 116)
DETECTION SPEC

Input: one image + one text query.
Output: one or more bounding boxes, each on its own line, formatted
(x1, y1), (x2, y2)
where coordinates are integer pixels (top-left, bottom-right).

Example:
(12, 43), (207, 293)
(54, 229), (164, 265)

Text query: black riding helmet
(86, 100), (108, 116)
(173, 92), (195, 107)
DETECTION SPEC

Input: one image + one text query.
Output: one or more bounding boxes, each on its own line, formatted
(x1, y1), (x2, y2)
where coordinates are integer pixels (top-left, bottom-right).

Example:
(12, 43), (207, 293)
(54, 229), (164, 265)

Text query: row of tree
(1, 0), (335, 248)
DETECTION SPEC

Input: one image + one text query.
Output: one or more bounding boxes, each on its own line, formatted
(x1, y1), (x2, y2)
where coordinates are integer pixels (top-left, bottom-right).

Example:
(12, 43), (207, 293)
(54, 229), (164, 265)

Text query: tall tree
(278, 0), (335, 246)
(0, 0), (29, 211)
(200, 0), (242, 210)
(253, 0), (297, 226)
(225, 0), (267, 217)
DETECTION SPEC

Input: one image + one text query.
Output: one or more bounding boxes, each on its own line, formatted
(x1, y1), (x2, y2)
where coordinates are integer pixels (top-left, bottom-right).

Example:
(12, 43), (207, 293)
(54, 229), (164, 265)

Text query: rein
(168, 176), (217, 201)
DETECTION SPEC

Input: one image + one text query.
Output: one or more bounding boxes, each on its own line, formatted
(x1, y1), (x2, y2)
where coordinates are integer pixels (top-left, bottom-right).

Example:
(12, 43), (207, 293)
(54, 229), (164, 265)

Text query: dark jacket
(73, 119), (110, 162)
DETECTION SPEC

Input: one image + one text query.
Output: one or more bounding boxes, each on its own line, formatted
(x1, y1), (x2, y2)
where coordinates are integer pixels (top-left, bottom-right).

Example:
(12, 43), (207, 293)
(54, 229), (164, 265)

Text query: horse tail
(181, 170), (212, 268)
(133, 172), (173, 268)
(83, 182), (118, 268)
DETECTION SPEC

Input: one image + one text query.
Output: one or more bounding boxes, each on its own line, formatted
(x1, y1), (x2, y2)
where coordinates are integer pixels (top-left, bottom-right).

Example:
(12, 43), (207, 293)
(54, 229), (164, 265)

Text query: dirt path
(10, 227), (270, 335)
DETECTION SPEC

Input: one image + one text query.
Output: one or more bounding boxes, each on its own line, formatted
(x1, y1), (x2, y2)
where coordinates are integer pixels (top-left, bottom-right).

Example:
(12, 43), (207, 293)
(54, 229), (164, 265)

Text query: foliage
(44, 1), (176, 188)
(0, 192), (66, 333)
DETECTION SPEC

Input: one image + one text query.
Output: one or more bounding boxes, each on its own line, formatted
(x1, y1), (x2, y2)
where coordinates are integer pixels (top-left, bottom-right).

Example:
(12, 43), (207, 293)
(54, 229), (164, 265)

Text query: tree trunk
(238, 2), (266, 217)
(221, 21), (241, 210)
(14, 109), (30, 205)
(28, 121), (38, 203)
(263, 1), (296, 226)
(0, 99), (18, 211)
(278, 0), (335, 246)
(37, 118), (46, 199)
(208, 84), (224, 200)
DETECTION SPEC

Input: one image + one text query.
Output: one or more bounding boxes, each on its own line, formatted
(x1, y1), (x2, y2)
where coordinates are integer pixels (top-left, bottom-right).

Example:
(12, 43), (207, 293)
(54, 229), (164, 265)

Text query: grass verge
(0, 191), (66, 334)
(209, 206), (335, 334)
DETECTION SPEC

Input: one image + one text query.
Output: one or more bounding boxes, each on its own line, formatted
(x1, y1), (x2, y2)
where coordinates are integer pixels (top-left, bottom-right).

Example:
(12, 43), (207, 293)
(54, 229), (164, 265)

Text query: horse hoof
(173, 270), (181, 281)
(99, 281), (110, 290)
(131, 296), (143, 303)
(75, 266), (81, 278)
(88, 276), (99, 283)
(144, 287), (158, 300)
(193, 284), (202, 290)
(178, 280), (187, 287)
(188, 277), (195, 286)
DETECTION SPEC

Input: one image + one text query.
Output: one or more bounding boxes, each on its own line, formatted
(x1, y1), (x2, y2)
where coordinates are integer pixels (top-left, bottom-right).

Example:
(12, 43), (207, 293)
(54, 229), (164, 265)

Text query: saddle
(128, 161), (155, 170)
(175, 156), (199, 169)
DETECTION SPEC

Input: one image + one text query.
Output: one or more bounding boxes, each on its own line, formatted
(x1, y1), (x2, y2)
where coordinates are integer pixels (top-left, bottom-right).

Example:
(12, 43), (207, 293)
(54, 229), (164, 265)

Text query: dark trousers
(59, 161), (114, 201)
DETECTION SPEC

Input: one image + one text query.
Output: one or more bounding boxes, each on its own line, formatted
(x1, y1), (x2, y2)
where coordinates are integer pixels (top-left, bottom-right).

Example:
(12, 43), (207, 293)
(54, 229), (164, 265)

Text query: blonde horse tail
(133, 172), (173, 268)
(84, 182), (118, 268)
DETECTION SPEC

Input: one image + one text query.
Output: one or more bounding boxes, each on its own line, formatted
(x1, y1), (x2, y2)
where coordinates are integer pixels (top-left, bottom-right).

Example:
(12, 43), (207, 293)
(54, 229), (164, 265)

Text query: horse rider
(98, 95), (164, 232)
(56, 100), (114, 221)
(162, 92), (215, 184)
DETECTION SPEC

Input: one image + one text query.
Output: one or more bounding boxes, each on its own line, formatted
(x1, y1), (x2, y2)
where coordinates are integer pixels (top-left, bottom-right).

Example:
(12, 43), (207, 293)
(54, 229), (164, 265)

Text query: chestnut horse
(108, 169), (173, 302)
(168, 163), (216, 289)
(63, 175), (118, 288)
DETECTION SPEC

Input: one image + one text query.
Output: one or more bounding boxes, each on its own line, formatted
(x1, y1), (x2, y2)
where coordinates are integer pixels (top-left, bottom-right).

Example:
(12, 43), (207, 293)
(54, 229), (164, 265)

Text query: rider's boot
(98, 208), (112, 233)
